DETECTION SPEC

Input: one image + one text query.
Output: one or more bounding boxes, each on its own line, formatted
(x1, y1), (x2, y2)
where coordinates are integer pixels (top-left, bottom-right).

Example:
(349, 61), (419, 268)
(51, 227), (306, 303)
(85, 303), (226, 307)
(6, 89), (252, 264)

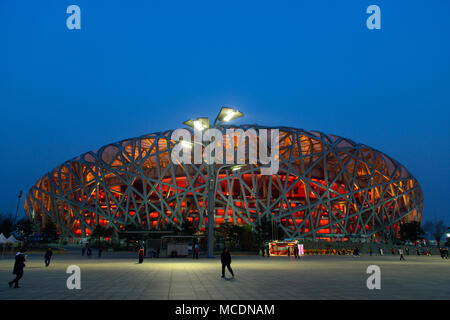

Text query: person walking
(8, 249), (27, 288)
(221, 248), (234, 278)
(265, 246), (270, 257)
(294, 245), (299, 259)
(44, 248), (53, 267)
(399, 248), (406, 261)
(81, 245), (86, 256)
(86, 246), (92, 258)
(287, 246), (291, 257)
(220, 248), (234, 278)
(194, 243), (199, 259)
(138, 247), (145, 264)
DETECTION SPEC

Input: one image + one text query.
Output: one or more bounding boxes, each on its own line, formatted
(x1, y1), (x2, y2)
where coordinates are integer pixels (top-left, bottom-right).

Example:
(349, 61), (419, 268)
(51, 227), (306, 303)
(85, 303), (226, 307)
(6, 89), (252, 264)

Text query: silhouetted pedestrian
(221, 248), (234, 278)
(44, 248), (53, 267)
(399, 248), (405, 261)
(87, 246), (92, 258)
(405, 247), (409, 255)
(8, 249), (27, 288)
(81, 246), (86, 256)
(138, 247), (144, 264)
(194, 243), (199, 259)
(294, 245), (299, 259)
(98, 247), (103, 258)
(369, 248), (372, 256)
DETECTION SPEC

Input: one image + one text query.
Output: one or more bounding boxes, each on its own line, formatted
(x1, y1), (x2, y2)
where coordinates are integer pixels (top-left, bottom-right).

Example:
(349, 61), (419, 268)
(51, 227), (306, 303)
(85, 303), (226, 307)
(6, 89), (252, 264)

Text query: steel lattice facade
(24, 125), (423, 241)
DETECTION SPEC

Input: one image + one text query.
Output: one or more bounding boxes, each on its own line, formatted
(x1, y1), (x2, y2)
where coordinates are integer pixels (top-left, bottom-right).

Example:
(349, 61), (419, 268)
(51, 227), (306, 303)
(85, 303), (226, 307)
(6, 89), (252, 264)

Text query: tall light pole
(14, 190), (23, 224)
(182, 107), (244, 258)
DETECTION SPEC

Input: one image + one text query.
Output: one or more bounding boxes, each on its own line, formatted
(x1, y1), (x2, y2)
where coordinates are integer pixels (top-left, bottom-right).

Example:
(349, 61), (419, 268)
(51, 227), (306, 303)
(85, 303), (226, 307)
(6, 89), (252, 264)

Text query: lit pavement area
(0, 253), (449, 300)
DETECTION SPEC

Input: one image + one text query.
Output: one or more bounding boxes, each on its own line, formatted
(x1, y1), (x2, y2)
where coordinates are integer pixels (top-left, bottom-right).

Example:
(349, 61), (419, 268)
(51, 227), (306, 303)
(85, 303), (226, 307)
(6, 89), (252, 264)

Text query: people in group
(221, 248), (234, 278)
(353, 247), (360, 256)
(138, 247), (145, 264)
(44, 248), (53, 267)
(8, 248), (27, 289)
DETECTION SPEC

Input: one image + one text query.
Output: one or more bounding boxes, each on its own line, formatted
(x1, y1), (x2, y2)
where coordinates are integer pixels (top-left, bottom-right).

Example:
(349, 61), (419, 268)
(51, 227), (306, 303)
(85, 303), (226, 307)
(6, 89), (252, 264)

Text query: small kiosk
(268, 240), (304, 256)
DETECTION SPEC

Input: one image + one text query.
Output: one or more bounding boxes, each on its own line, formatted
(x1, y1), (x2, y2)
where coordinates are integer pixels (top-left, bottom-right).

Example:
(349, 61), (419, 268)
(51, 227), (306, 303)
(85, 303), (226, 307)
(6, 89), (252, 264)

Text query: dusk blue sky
(1, 0), (449, 224)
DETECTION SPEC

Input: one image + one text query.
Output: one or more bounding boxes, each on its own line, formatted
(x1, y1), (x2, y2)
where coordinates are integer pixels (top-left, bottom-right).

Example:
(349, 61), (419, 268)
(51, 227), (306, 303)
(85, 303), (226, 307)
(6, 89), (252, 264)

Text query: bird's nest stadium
(24, 125), (423, 242)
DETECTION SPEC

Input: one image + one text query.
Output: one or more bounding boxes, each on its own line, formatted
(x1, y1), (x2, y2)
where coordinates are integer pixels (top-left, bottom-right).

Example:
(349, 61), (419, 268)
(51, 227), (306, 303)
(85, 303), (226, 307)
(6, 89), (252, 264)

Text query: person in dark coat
(87, 246), (92, 258)
(9, 249), (27, 288)
(81, 245), (86, 256)
(221, 248), (234, 278)
(44, 248), (53, 267)
(138, 247), (145, 264)
(194, 244), (199, 259)
(294, 245), (299, 259)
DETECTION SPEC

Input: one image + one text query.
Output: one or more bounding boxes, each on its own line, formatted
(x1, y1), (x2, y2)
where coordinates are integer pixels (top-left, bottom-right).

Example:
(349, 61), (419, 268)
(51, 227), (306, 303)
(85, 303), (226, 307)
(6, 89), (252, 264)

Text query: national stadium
(24, 125), (423, 242)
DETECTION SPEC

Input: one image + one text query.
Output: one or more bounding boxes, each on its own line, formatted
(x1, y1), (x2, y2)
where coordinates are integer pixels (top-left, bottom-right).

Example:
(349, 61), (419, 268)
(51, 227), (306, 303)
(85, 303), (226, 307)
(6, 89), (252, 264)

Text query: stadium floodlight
(183, 117), (210, 131)
(214, 107), (244, 126)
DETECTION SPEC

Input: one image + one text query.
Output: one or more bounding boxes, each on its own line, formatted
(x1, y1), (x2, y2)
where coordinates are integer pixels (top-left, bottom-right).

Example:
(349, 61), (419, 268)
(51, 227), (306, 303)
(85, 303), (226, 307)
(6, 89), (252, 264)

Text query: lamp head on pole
(183, 117), (210, 131)
(215, 107), (244, 126)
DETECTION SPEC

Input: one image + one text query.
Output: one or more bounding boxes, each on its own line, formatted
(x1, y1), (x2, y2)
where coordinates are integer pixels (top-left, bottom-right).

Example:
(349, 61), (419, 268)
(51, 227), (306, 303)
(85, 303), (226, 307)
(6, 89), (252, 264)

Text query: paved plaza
(0, 253), (449, 300)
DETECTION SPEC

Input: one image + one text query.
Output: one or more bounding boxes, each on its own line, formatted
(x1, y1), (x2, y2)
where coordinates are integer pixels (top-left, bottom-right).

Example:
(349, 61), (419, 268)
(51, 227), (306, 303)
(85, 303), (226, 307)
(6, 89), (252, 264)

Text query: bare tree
(423, 220), (447, 247)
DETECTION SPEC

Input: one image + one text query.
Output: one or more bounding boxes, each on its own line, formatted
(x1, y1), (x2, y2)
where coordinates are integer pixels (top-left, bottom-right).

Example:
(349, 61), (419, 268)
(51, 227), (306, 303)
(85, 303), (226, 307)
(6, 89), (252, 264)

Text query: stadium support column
(207, 163), (216, 258)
